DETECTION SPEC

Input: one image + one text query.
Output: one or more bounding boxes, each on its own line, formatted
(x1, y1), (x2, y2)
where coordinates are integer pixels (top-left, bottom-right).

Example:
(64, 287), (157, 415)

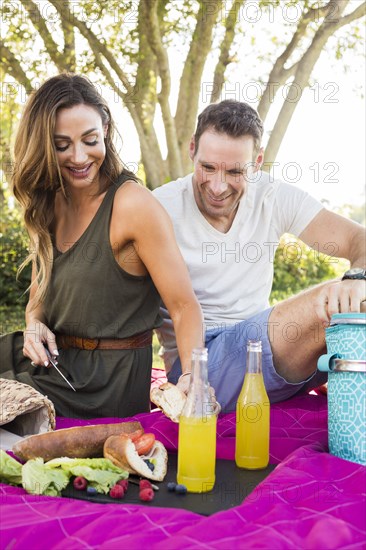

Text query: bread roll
(12, 422), (143, 461)
(150, 382), (186, 423)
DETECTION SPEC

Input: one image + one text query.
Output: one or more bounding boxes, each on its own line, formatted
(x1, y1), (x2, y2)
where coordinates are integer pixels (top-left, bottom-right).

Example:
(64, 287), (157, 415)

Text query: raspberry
(73, 476), (87, 491)
(139, 479), (152, 490)
(139, 488), (154, 502)
(110, 484), (125, 499)
(117, 479), (129, 492)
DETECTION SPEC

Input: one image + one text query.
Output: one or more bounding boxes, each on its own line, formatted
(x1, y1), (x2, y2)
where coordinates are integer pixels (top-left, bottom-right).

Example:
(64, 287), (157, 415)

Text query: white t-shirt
(153, 171), (324, 371)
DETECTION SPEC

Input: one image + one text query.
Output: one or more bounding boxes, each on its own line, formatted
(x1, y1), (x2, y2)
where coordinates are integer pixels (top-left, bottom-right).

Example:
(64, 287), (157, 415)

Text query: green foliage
(271, 234), (346, 304)
(0, 203), (31, 308)
(0, 305), (24, 334)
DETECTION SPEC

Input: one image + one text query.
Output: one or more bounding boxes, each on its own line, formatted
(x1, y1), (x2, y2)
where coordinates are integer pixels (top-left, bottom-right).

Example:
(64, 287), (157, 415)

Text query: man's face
(190, 130), (263, 230)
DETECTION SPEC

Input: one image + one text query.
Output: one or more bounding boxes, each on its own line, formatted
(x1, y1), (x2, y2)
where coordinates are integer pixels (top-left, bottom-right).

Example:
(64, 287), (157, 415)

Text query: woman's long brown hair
(12, 73), (132, 306)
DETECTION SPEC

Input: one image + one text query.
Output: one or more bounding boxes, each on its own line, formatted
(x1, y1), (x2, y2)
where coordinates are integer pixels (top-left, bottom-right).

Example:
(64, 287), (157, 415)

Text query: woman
(1, 73), (203, 418)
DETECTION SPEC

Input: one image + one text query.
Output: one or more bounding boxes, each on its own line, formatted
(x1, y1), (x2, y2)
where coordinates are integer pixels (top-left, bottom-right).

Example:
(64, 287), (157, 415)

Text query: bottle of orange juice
(235, 340), (270, 469)
(177, 348), (217, 493)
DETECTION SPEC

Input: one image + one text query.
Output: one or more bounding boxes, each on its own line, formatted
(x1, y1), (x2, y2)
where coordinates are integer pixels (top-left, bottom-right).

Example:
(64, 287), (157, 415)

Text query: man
(153, 100), (366, 412)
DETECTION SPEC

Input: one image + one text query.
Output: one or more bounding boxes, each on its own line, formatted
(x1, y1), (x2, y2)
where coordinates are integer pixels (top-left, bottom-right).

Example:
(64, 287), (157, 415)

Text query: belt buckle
(82, 337), (99, 350)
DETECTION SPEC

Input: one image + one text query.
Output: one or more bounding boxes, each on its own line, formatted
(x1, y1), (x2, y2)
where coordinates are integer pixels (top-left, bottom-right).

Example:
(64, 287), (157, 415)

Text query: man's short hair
(194, 100), (264, 156)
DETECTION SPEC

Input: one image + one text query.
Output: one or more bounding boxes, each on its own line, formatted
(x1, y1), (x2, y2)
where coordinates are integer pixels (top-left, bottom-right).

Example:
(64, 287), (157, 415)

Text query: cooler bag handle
(317, 353), (342, 372)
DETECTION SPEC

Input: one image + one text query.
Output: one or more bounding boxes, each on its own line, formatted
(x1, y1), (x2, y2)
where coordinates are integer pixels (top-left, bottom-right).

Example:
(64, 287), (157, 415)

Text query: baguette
(12, 422), (143, 462)
(104, 434), (168, 481)
(150, 382), (186, 423)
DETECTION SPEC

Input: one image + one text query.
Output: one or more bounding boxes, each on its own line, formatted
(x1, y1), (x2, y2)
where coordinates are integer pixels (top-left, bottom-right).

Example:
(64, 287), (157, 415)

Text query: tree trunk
(144, 0), (183, 179)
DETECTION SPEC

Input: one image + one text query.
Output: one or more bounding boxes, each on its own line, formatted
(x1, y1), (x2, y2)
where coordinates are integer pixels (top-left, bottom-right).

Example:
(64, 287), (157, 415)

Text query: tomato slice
(126, 429), (144, 442)
(134, 433), (155, 455)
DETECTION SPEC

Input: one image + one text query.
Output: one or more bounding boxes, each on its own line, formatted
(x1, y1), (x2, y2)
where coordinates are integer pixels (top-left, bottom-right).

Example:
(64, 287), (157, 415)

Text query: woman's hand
(175, 371), (192, 394)
(23, 320), (59, 367)
(176, 372), (221, 414)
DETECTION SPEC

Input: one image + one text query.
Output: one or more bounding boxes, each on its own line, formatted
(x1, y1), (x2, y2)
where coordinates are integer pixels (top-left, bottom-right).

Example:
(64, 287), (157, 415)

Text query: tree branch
(210, 0), (245, 103)
(0, 40), (33, 90)
(19, 0), (69, 72)
(49, 0), (76, 71)
(332, 1), (365, 31)
(143, 0), (171, 96)
(258, 3), (318, 121)
(50, 0), (133, 94)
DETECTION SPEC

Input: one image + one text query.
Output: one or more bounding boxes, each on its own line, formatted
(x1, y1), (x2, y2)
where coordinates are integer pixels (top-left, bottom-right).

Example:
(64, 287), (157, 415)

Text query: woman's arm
(23, 263), (58, 366)
(112, 183), (204, 376)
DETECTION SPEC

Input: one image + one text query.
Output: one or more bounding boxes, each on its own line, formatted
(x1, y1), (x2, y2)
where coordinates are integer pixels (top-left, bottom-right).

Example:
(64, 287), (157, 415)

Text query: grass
(0, 305), (165, 370)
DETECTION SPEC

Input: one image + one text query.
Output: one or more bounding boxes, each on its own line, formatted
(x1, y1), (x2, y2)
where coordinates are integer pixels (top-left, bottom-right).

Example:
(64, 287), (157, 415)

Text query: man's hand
(314, 279), (366, 324)
(23, 321), (59, 367)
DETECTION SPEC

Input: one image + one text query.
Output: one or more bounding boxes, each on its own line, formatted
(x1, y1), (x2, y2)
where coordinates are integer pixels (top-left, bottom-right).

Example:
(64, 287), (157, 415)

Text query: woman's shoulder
(114, 178), (162, 213)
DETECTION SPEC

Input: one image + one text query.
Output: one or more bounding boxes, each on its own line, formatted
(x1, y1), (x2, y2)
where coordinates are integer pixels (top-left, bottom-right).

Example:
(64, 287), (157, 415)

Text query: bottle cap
(192, 347), (208, 357)
(247, 339), (262, 351)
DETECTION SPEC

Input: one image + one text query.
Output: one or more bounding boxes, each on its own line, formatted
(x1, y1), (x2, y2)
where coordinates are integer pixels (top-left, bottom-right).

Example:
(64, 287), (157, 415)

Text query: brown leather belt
(56, 330), (152, 350)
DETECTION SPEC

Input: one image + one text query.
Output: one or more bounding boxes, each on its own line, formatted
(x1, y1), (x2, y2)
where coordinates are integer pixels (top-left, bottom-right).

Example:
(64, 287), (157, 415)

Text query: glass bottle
(235, 340), (270, 469)
(177, 348), (217, 492)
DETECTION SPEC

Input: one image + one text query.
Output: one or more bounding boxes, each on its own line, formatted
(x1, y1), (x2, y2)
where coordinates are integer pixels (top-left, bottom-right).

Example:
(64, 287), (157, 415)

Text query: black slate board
(62, 454), (276, 516)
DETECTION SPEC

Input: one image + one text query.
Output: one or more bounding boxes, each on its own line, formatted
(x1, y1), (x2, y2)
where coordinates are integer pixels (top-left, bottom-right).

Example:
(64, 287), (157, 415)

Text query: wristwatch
(342, 267), (366, 281)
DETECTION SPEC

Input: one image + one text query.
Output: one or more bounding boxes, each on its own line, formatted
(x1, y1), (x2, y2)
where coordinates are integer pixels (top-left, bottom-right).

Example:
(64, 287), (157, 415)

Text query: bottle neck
(182, 348), (213, 418)
(190, 349), (209, 386)
(246, 340), (262, 374)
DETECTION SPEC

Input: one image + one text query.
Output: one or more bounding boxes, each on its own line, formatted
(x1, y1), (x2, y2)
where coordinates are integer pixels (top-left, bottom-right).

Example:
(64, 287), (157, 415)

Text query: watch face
(347, 267), (364, 276)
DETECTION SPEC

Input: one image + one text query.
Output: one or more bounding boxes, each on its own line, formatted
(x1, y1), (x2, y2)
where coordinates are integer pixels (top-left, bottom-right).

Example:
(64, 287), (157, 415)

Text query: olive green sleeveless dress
(0, 174), (162, 418)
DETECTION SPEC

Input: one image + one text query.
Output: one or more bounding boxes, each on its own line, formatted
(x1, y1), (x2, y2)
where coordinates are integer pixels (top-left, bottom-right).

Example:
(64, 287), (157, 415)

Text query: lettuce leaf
(46, 457), (127, 474)
(22, 458), (69, 496)
(2, 455), (129, 497)
(0, 450), (22, 485)
(46, 457), (128, 495)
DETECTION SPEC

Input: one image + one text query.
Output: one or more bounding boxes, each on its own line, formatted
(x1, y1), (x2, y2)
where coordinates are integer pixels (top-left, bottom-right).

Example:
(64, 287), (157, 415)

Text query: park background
(1, 0), (365, 367)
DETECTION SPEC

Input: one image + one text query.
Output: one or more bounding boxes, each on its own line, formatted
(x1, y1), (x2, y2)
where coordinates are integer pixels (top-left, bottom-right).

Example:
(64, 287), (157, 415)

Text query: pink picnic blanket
(1, 394), (365, 549)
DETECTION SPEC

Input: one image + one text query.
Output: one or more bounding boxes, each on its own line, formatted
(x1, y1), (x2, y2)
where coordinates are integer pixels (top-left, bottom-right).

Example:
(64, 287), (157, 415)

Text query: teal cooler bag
(318, 313), (366, 465)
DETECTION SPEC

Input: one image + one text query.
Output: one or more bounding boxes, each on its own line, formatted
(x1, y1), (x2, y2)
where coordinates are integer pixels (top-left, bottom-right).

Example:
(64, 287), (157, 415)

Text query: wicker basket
(0, 378), (55, 436)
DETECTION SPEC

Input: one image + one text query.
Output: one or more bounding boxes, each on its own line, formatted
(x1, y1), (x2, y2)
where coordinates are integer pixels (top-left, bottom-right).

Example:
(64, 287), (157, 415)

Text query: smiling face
(190, 130), (263, 231)
(54, 104), (108, 192)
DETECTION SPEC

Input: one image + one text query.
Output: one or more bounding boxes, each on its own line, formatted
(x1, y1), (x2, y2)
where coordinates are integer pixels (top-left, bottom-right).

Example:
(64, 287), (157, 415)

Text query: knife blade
(45, 348), (76, 392)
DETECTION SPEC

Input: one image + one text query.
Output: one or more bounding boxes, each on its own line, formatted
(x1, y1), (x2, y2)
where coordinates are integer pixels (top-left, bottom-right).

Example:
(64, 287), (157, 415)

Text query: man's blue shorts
(167, 307), (327, 413)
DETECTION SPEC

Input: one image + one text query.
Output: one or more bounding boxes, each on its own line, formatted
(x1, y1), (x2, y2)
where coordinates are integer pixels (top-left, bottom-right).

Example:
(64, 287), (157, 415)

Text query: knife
(44, 348), (76, 392)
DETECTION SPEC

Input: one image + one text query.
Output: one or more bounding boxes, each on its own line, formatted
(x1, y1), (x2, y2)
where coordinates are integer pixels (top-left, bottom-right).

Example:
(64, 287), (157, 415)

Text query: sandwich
(103, 432), (168, 481)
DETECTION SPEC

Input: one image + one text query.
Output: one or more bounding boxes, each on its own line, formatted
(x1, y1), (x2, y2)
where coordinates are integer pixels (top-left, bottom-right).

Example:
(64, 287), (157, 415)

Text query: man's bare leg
(269, 277), (366, 382)
(268, 283), (329, 383)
